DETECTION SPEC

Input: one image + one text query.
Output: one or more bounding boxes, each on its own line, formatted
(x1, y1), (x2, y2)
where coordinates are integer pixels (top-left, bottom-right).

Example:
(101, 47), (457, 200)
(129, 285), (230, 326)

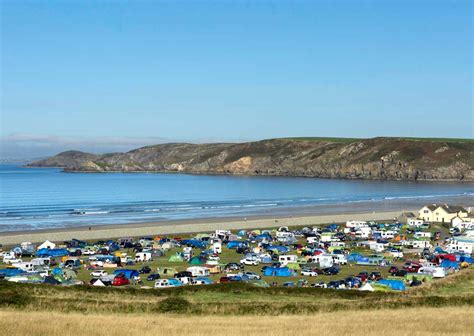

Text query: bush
(157, 297), (190, 313)
(0, 289), (31, 307)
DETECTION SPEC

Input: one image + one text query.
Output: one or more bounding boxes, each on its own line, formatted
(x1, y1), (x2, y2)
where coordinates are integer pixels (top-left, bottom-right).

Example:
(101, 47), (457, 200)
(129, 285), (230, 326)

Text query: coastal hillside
(28, 137), (474, 181)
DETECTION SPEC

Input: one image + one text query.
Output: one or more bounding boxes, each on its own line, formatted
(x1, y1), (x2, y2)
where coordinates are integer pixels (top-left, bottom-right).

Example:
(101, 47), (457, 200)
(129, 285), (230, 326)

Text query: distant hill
(27, 137), (474, 181)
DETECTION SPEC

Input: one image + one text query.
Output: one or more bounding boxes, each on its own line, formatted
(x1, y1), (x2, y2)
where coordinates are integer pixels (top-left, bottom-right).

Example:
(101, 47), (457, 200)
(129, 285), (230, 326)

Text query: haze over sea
(1, 164), (473, 232)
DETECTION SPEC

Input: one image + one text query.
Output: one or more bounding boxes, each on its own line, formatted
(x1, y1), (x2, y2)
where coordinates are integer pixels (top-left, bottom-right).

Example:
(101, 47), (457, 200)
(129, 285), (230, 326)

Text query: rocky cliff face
(27, 138), (474, 181)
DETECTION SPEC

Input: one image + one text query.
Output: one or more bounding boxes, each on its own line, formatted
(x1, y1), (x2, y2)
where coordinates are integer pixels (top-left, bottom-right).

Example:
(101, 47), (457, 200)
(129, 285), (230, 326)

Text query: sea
(0, 164), (473, 232)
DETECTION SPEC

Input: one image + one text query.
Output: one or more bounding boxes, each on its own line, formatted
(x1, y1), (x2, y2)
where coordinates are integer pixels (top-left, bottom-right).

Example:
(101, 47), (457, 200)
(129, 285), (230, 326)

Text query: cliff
(27, 137), (474, 181)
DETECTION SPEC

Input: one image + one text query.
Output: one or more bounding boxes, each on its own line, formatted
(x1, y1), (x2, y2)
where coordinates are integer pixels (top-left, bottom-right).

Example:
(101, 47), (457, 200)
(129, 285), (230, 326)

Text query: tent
(43, 275), (61, 285)
(0, 268), (23, 277)
(36, 248), (68, 257)
(168, 254), (184, 262)
(189, 256), (205, 265)
(266, 245), (290, 254)
(377, 279), (406, 291)
(113, 269), (139, 279)
(227, 241), (246, 249)
(359, 282), (375, 291)
(286, 262), (301, 271)
(440, 260), (460, 269)
(38, 240), (56, 250)
(92, 279), (106, 287)
(263, 267), (293, 277)
(181, 239), (207, 249)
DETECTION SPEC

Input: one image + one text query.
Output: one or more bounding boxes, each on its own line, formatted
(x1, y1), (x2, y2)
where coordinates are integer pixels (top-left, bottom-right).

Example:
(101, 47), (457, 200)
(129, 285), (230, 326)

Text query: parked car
(174, 271), (193, 278)
(239, 271), (261, 280)
(301, 269), (319, 277)
(146, 273), (161, 281)
(112, 274), (130, 286)
(369, 272), (382, 281)
(138, 266), (151, 274)
(90, 270), (108, 278)
(322, 267), (339, 275)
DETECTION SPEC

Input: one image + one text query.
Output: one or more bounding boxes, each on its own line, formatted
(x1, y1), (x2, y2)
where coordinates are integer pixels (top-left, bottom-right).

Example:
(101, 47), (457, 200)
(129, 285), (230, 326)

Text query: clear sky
(1, 0), (473, 157)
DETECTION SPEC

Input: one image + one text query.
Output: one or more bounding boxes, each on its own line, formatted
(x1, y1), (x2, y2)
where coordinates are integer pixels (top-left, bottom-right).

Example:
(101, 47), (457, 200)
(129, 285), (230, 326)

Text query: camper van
(278, 255), (298, 266)
(418, 266), (446, 278)
(154, 278), (182, 288)
(346, 221), (368, 229)
(212, 242), (222, 254)
(308, 254), (333, 268)
(414, 232), (432, 239)
(186, 266), (210, 277)
(331, 254), (347, 265)
(135, 252), (152, 262)
(15, 262), (34, 272)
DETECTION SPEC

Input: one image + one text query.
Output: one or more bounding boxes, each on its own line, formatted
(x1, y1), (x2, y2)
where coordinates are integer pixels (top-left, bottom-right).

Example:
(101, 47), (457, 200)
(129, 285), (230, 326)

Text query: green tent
(168, 254), (184, 262)
(286, 262), (300, 271)
(189, 256), (205, 265)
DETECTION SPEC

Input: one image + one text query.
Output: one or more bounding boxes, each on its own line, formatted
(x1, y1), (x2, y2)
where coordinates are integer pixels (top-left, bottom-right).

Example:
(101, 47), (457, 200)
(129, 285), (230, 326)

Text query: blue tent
(263, 267), (293, 277)
(0, 268), (24, 277)
(347, 253), (363, 262)
(227, 241), (246, 249)
(266, 245), (290, 253)
(434, 247), (448, 254)
(181, 239), (207, 249)
(378, 279), (406, 291)
(458, 255), (474, 264)
(113, 269), (139, 279)
(254, 233), (273, 241)
(36, 248), (69, 257)
(440, 260), (460, 269)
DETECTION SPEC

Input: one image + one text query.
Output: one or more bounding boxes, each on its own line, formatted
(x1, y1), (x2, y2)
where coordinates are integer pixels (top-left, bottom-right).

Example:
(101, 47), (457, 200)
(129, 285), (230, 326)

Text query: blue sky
(1, 0), (473, 157)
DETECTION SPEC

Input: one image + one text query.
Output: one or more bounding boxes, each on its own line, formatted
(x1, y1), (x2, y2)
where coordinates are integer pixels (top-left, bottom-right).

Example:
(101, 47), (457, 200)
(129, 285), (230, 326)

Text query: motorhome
(186, 266), (210, 277)
(418, 266), (446, 278)
(331, 254), (347, 265)
(408, 219), (424, 227)
(212, 242), (222, 254)
(346, 221), (368, 229)
(135, 252), (152, 262)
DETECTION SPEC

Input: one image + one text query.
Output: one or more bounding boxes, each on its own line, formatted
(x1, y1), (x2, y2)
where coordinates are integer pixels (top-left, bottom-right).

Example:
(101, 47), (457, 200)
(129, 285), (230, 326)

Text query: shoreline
(1, 196), (472, 245)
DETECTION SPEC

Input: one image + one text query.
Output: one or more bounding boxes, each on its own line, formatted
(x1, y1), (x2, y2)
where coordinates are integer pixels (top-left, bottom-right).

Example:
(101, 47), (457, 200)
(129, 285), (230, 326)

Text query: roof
(421, 204), (438, 211)
(438, 204), (467, 214)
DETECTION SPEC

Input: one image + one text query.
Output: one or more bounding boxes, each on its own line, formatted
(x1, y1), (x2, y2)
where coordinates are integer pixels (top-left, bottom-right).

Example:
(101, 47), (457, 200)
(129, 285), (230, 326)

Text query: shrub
(157, 297), (190, 314)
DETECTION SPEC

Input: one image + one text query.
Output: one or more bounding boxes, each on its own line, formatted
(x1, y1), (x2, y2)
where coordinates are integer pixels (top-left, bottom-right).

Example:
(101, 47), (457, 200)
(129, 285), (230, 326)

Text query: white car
(89, 260), (104, 267)
(90, 270), (108, 277)
(301, 269), (319, 277)
(82, 249), (96, 255)
(240, 257), (259, 266)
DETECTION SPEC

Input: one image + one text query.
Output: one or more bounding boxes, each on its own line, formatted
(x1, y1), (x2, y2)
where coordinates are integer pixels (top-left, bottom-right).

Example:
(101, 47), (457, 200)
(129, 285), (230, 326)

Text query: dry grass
(1, 307), (473, 336)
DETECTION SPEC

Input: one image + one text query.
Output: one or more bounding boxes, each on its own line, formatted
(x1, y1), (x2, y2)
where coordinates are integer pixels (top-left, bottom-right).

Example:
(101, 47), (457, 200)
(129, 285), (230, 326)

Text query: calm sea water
(0, 164), (473, 232)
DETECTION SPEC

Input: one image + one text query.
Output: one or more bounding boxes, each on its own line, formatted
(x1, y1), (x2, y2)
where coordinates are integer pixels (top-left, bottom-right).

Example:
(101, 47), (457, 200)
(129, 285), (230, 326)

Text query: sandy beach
(0, 209), (408, 245)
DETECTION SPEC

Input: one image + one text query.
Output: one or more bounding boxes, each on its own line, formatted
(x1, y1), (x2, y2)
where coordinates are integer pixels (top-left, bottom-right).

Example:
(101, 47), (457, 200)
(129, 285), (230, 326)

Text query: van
(212, 242), (222, 254)
(154, 278), (182, 288)
(135, 252), (152, 262)
(418, 266), (446, 278)
(331, 254), (347, 265)
(278, 255), (298, 266)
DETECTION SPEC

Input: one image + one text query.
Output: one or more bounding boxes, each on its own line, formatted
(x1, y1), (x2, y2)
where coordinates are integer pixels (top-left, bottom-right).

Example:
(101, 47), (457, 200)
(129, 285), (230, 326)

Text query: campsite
(1, 209), (473, 293)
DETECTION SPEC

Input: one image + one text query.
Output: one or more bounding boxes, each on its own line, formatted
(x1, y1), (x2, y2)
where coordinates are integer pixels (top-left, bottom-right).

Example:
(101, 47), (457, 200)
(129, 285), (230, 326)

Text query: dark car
(389, 266), (399, 275)
(394, 269), (408, 277)
(224, 263), (243, 271)
(146, 273), (161, 281)
(369, 272), (382, 281)
(322, 267), (339, 275)
(327, 280), (342, 289)
(219, 276), (231, 283)
(138, 266), (151, 274)
(174, 271), (193, 278)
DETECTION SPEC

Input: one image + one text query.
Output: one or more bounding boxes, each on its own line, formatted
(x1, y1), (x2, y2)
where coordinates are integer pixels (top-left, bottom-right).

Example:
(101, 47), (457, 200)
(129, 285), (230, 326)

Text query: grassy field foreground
(1, 307), (473, 336)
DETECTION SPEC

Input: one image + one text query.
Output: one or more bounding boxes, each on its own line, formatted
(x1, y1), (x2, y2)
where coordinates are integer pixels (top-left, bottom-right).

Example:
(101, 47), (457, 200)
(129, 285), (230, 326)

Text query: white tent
(359, 282), (375, 292)
(38, 240), (56, 250)
(92, 279), (106, 287)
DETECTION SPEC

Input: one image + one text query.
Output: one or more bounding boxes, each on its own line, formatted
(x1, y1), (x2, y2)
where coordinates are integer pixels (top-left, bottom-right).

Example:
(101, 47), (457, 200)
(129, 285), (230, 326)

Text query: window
(424, 210), (429, 214)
